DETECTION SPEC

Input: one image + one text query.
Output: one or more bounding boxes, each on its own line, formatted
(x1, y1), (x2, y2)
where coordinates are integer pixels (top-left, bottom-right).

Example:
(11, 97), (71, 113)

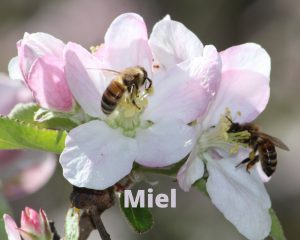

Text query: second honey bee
(227, 119), (289, 177)
(101, 66), (152, 115)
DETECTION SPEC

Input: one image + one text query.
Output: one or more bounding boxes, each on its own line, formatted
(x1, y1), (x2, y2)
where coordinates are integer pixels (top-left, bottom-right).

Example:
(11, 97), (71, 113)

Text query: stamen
(90, 45), (101, 53)
(197, 110), (250, 155)
(104, 88), (151, 137)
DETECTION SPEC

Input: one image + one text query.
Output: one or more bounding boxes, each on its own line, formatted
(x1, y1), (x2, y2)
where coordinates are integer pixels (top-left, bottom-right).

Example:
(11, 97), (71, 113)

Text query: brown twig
(78, 211), (95, 240)
(91, 209), (111, 240)
(70, 186), (115, 240)
(49, 221), (61, 240)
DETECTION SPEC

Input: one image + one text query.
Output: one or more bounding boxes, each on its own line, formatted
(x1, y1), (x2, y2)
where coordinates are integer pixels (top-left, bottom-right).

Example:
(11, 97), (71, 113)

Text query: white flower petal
(59, 120), (137, 190)
(8, 56), (24, 81)
(221, 43), (271, 79)
(177, 147), (205, 192)
(3, 214), (21, 240)
(144, 45), (221, 124)
(206, 70), (270, 125)
(64, 42), (109, 118)
(135, 118), (195, 167)
(256, 161), (272, 183)
(149, 16), (203, 69)
(104, 13), (152, 73)
(206, 154), (271, 240)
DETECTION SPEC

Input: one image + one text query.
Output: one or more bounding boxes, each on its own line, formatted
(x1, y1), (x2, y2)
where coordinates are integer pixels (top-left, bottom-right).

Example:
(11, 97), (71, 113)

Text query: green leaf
(9, 103), (39, 123)
(64, 208), (80, 240)
(119, 193), (153, 233)
(269, 208), (286, 240)
(9, 103), (77, 130)
(0, 194), (12, 239)
(0, 116), (66, 153)
(193, 178), (209, 197)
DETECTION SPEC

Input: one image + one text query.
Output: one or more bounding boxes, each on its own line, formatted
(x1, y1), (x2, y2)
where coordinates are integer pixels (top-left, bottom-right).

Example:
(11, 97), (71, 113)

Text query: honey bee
(101, 66), (152, 115)
(227, 118), (289, 177)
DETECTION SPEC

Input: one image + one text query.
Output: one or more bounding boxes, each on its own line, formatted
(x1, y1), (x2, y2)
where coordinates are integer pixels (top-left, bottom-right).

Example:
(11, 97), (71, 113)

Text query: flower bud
(3, 207), (53, 240)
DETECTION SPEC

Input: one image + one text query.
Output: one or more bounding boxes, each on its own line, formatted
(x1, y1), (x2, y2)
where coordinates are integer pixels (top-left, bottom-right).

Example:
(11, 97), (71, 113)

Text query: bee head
(225, 117), (243, 133)
(139, 67), (152, 90)
(227, 122), (243, 133)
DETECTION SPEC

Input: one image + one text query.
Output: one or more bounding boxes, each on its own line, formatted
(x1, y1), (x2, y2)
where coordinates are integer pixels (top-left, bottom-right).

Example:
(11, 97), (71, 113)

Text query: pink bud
(11, 32), (75, 112)
(3, 207), (53, 240)
(21, 207), (42, 235)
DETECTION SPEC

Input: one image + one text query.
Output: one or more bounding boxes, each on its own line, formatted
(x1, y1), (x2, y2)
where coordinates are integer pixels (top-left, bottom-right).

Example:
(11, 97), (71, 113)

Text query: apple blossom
(0, 73), (56, 200)
(3, 207), (52, 240)
(8, 32), (74, 112)
(177, 43), (272, 240)
(59, 13), (222, 190)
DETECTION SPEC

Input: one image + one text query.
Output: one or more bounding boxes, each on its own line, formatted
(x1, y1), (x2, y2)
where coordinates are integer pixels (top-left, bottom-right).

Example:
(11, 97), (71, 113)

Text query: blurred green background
(0, 0), (299, 239)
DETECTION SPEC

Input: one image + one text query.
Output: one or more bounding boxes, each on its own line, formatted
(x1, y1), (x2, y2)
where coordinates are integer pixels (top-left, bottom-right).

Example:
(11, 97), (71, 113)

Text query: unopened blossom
(177, 43), (272, 240)
(0, 73), (56, 200)
(3, 207), (52, 240)
(8, 32), (74, 112)
(59, 13), (221, 190)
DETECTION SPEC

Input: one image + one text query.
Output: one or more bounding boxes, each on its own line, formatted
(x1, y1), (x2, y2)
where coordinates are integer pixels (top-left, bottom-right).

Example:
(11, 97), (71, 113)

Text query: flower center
(105, 88), (153, 137)
(197, 110), (250, 156)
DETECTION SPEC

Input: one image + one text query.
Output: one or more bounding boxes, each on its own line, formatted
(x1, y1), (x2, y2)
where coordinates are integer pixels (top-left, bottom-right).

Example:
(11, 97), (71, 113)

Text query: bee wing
(255, 132), (290, 151)
(86, 68), (120, 83)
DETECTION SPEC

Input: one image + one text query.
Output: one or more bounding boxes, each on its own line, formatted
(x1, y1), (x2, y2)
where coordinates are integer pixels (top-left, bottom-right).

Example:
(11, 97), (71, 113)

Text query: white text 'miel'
(124, 188), (176, 208)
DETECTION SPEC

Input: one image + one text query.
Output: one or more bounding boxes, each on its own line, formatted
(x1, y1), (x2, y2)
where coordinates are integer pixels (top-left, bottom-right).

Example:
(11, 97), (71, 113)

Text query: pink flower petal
(206, 153), (271, 240)
(18, 32), (65, 79)
(27, 55), (74, 112)
(144, 45), (221, 124)
(64, 42), (109, 118)
(59, 120), (138, 190)
(177, 147), (205, 192)
(135, 118), (195, 167)
(149, 15), (203, 69)
(3, 214), (21, 240)
(221, 43), (271, 79)
(207, 70), (270, 125)
(21, 207), (41, 235)
(103, 13), (152, 73)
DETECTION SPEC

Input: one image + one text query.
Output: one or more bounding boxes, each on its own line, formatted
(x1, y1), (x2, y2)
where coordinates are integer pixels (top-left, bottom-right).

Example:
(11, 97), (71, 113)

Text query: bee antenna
(225, 116), (233, 123)
(86, 68), (121, 74)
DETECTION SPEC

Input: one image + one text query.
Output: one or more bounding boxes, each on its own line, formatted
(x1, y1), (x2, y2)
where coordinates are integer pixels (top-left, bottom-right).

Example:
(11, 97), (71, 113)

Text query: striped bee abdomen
(259, 140), (277, 177)
(101, 81), (125, 115)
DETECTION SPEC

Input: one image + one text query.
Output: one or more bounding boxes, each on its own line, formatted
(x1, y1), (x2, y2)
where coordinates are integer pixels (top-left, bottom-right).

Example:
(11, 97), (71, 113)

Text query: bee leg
(245, 155), (259, 173)
(132, 99), (141, 110)
(145, 78), (152, 90)
(129, 84), (141, 110)
(236, 144), (258, 167)
(235, 157), (251, 168)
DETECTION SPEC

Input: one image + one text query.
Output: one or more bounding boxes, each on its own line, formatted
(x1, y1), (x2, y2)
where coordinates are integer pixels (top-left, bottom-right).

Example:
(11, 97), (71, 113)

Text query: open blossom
(8, 32), (74, 112)
(59, 13), (221, 190)
(177, 43), (272, 239)
(3, 207), (52, 240)
(0, 73), (56, 200)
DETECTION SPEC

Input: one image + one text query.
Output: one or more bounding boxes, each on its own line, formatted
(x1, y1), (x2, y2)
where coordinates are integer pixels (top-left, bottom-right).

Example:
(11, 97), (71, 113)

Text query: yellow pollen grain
(90, 45), (101, 53)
